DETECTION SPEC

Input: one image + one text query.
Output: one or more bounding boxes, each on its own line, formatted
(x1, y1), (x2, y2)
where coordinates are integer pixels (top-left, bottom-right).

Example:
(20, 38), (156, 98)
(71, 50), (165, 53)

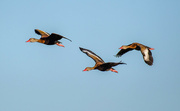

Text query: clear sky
(0, 0), (180, 111)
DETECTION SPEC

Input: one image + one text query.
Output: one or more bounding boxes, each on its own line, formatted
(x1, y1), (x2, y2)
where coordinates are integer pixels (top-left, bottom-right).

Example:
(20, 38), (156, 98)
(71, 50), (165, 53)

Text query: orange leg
(110, 68), (118, 73)
(56, 43), (65, 47)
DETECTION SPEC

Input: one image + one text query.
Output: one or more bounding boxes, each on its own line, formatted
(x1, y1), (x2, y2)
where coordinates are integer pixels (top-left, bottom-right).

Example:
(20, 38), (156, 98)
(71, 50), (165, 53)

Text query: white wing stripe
(144, 48), (149, 61)
(82, 50), (102, 61)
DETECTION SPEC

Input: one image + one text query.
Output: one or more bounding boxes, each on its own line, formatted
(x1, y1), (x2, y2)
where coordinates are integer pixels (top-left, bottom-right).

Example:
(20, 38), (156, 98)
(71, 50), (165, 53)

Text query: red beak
(119, 46), (123, 49)
(83, 68), (87, 71)
(149, 48), (154, 50)
(26, 40), (30, 42)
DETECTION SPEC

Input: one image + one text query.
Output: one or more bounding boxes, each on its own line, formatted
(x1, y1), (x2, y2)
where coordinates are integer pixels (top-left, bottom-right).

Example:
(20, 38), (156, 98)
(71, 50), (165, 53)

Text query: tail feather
(106, 61), (126, 67)
(63, 36), (72, 42)
(118, 61), (127, 65)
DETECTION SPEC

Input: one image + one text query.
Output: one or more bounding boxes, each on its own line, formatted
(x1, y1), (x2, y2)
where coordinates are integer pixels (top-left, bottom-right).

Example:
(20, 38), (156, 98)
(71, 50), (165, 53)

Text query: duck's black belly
(95, 64), (112, 71)
(44, 39), (57, 45)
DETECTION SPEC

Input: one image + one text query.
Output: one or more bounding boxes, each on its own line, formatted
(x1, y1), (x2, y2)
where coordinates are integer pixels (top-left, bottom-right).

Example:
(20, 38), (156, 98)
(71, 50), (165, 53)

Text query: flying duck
(26, 29), (72, 47)
(80, 47), (126, 73)
(116, 43), (154, 65)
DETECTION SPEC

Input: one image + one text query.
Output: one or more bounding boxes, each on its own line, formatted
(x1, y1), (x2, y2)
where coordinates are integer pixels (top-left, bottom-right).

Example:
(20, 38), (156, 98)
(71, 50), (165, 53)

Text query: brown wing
(35, 29), (50, 38)
(79, 47), (104, 64)
(116, 48), (133, 57)
(47, 33), (72, 42)
(136, 43), (151, 49)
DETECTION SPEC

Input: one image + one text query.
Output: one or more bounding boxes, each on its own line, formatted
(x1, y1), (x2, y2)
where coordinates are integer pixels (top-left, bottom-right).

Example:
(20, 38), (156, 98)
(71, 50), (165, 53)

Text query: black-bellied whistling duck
(116, 43), (154, 66)
(79, 47), (126, 73)
(26, 29), (72, 47)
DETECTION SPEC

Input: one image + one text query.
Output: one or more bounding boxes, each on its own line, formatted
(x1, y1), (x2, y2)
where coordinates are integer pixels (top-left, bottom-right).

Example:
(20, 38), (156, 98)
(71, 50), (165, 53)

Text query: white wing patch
(82, 50), (90, 54)
(82, 50), (102, 61)
(143, 48), (149, 61)
(80, 47), (104, 63)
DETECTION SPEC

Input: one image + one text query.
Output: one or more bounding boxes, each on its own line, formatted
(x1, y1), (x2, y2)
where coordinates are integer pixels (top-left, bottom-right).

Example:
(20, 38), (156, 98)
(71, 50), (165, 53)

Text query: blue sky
(0, 0), (180, 111)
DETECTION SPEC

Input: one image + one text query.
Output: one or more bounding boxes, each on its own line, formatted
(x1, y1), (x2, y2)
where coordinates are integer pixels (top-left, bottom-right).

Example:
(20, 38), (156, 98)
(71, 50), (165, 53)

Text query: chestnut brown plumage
(80, 47), (126, 73)
(116, 43), (154, 66)
(26, 29), (72, 47)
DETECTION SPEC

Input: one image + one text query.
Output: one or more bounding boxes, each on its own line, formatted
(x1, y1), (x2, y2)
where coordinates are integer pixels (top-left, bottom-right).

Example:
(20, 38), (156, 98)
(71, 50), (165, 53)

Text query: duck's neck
(37, 39), (45, 44)
(87, 67), (95, 71)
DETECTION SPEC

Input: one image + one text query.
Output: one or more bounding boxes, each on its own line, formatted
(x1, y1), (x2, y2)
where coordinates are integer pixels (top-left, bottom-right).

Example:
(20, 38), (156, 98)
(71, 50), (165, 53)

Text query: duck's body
(95, 62), (124, 71)
(26, 29), (72, 47)
(116, 43), (154, 66)
(80, 47), (126, 73)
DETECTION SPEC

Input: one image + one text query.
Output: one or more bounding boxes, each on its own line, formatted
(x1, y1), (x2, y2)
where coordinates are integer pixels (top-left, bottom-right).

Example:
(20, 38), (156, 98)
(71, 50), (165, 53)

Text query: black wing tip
(79, 47), (84, 51)
(34, 29), (40, 32)
(34, 29), (41, 35)
(113, 55), (117, 57)
(145, 54), (153, 66)
(115, 54), (122, 58)
(63, 37), (72, 42)
(64, 37), (72, 42)
(57, 34), (72, 42)
(119, 61), (127, 65)
(79, 47), (87, 50)
(145, 61), (153, 66)
(50, 33), (72, 42)
(68, 38), (72, 42)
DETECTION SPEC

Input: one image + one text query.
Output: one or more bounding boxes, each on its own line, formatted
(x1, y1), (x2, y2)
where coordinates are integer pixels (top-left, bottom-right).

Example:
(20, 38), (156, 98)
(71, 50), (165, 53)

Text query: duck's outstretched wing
(35, 29), (50, 38)
(105, 61), (126, 66)
(141, 48), (153, 66)
(79, 47), (104, 64)
(116, 48), (133, 57)
(48, 33), (72, 42)
(98, 61), (126, 68)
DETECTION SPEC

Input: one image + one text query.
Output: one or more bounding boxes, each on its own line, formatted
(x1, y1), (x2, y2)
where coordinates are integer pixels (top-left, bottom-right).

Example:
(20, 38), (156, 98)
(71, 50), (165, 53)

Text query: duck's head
(26, 38), (38, 42)
(83, 67), (94, 71)
(119, 45), (128, 49)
